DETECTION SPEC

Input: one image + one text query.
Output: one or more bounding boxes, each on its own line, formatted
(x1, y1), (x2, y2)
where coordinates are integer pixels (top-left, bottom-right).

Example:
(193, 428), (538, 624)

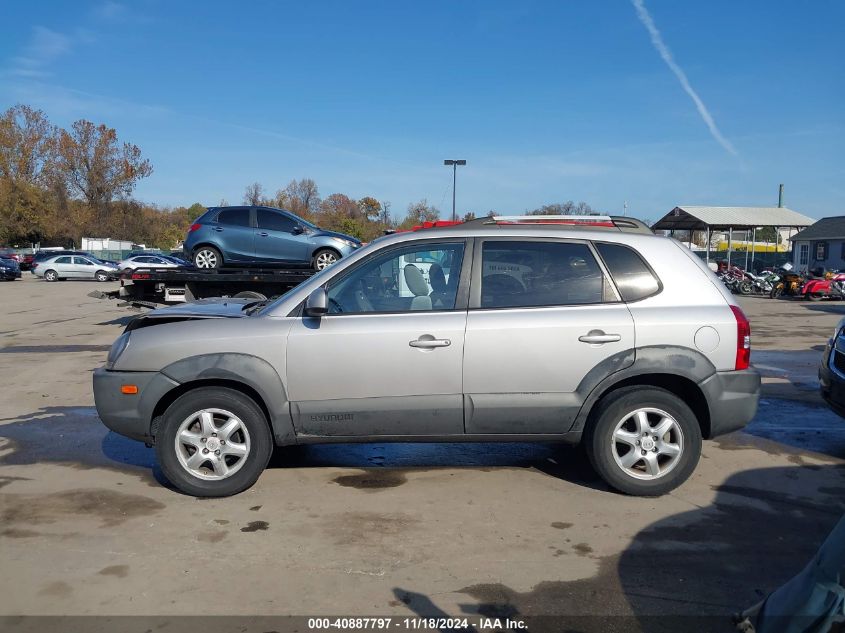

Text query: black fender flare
(160, 353), (295, 444)
(570, 345), (717, 434)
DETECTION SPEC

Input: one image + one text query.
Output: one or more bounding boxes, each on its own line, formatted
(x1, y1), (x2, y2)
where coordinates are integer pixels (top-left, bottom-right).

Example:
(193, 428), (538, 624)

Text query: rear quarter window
(595, 242), (661, 302)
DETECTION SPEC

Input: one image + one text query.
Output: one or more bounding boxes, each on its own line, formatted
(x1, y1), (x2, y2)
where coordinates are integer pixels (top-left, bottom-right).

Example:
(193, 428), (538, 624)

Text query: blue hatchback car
(183, 206), (361, 270)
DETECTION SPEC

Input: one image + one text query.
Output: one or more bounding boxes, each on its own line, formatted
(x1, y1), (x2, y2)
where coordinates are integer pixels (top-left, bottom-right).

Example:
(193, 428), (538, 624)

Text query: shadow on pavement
(394, 464), (845, 633)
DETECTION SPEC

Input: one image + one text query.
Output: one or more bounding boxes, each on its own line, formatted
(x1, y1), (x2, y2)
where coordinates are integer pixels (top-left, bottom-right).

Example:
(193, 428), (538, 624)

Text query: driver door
(285, 239), (470, 437)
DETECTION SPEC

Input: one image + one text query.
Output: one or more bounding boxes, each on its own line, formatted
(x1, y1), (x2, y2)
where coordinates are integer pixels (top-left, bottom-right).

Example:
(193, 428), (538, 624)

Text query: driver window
(74, 257), (94, 266)
(326, 242), (465, 314)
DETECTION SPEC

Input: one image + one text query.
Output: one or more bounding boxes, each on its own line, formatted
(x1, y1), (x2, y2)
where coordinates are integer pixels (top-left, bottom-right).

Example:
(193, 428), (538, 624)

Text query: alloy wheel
(611, 407), (684, 480)
(174, 408), (251, 481)
(315, 251), (338, 270)
(195, 249), (218, 269)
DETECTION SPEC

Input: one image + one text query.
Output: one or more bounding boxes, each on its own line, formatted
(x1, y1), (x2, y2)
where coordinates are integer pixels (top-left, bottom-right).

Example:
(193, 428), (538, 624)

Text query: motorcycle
(769, 263), (805, 298)
(801, 269), (845, 301)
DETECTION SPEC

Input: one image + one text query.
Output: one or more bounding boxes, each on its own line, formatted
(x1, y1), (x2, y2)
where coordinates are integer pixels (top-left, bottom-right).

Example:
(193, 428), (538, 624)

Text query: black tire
(95, 270), (109, 282)
(193, 246), (223, 269)
(807, 292), (824, 302)
(584, 386), (702, 497)
(312, 248), (340, 271)
(44, 269), (58, 282)
(155, 387), (273, 497)
(738, 280), (752, 295)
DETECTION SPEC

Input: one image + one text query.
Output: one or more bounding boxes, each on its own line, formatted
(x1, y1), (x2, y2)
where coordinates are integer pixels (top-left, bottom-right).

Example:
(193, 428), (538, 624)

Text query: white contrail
(631, 0), (737, 156)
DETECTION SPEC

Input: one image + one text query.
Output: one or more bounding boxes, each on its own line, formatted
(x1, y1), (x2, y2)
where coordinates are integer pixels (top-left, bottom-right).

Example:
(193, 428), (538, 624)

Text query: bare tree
(280, 178), (320, 216)
(243, 182), (264, 206)
(527, 201), (594, 215)
(55, 119), (152, 224)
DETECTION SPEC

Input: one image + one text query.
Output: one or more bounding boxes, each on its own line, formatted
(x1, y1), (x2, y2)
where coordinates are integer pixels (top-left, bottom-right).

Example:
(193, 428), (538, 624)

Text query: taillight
(730, 305), (751, 370)
(188, 223), (202, 232)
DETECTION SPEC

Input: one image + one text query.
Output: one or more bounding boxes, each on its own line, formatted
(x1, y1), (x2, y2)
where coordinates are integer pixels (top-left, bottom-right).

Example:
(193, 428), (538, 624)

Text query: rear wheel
(807, 292), (825, 302)
(312, 248), (339, 271)
(193, 246), (222, 269)
(44, 269), (58, 282)
(585, 386), (702, 496)
(156, 387), (273, 497)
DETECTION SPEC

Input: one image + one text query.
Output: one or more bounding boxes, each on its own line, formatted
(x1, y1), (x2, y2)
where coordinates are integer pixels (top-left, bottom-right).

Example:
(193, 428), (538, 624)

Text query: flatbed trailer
(90, 267), (315, 308)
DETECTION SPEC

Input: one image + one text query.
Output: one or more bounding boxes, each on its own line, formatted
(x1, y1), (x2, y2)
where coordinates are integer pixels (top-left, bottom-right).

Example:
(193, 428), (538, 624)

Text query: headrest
(404, 264), (429, 297)
(429, 263), (447, 292)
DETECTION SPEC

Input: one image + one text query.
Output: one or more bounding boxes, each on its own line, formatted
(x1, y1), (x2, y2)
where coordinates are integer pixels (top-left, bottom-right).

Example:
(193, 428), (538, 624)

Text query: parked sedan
(117, 254), (185, 274)
(0, 256), (21, 280)
(33, 254), (119, 282)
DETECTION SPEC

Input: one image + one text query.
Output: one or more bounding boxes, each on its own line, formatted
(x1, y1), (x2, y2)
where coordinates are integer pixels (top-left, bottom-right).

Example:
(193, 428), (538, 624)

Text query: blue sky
(1, 0), (843, 221)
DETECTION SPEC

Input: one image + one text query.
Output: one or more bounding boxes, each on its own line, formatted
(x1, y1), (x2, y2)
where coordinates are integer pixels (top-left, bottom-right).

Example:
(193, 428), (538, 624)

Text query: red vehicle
(802, 271), (845, 301)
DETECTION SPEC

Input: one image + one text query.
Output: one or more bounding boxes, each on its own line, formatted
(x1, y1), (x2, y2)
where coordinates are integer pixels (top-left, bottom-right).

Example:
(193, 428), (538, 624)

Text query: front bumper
(699, 368), (761, 437)
(93, 367), (180, 442)
(819, 339), (845, 418)
(0, 269), (21, 280)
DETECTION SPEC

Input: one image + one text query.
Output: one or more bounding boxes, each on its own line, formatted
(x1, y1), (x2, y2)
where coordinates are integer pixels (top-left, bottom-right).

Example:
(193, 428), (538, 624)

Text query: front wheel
(806, 292), (825, 302)
(193, 246), (222, 269)
(155, 387), (273, 497)
(584, 386), (702, 496)
(95, 270), (110, 282)
(312, 248), (339, 271)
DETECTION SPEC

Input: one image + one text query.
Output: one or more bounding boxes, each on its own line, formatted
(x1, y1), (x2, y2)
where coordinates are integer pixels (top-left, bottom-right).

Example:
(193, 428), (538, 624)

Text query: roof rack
(392, 215), (653, 235)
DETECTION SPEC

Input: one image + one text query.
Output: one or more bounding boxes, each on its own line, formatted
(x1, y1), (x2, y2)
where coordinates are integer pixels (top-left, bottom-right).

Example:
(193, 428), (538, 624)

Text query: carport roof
(652, 206), (815, 231)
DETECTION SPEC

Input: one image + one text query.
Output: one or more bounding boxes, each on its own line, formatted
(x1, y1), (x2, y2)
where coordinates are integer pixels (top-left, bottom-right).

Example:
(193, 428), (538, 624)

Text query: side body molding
(160, 353), (295, 444)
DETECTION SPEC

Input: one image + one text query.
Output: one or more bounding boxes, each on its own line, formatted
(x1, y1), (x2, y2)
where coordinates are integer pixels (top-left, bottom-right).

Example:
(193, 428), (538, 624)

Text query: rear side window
(216, 208), (251, 227)
(479, 241), (612, 308)
(257, 209), (296, 233)
(595, 242), (660, 302)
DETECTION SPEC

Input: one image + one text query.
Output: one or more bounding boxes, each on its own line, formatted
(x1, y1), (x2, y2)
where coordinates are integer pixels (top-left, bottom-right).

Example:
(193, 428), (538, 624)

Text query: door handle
(258, 232), (269, 237)
(409, 337), (451, 349)
(578, 330), (621, 344)
(212, 226), (224, 232)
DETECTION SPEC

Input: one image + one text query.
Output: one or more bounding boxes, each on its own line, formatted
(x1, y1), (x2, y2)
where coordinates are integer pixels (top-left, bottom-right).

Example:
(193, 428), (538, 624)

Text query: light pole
(443, 159), (466, 222)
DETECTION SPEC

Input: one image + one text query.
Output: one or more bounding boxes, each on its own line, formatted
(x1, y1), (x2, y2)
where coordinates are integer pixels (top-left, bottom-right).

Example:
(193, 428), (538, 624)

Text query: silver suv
(94, 215), (760, 497)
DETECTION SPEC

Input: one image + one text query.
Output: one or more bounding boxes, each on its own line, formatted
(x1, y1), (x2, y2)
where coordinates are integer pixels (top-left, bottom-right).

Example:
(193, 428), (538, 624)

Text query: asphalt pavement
(1, 277), (843, 632)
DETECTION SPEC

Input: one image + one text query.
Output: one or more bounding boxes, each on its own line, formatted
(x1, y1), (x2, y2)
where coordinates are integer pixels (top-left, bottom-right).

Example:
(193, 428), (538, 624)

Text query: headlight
(334, 238), (359, 248)
(106, 332), (130, 369)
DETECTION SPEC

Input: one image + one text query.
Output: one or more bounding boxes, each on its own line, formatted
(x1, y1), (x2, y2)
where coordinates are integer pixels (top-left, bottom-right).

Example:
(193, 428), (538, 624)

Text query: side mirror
(292, 225), (304, 235)
(304, 287), (328, 317)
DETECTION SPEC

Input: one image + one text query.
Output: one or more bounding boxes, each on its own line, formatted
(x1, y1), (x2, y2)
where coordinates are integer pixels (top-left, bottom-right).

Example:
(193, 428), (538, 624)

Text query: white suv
(94, 215), (760, 497)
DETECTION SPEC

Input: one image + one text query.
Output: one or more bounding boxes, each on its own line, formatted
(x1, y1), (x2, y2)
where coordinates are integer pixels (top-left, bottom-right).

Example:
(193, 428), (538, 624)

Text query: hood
(125, 297), (253, 332)
(311, 228), (361, 245)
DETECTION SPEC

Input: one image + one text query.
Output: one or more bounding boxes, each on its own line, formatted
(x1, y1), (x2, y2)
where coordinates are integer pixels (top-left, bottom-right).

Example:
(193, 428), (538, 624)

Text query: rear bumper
(93, 367), (180, 442)
(699, 368), (761, 437)
(0, 269), (21, 279)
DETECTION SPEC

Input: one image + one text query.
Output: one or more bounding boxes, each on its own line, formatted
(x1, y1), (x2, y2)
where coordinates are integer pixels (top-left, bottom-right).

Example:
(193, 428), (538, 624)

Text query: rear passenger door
(214, 207), (254, 262)
(463, 238), (635, 434)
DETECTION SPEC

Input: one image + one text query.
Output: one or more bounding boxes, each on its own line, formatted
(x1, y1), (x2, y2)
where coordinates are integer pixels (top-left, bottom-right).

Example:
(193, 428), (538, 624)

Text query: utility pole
(443, 159), (466, 222)
(778, 184), (784, 208)
(623, 200), (628, 216)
